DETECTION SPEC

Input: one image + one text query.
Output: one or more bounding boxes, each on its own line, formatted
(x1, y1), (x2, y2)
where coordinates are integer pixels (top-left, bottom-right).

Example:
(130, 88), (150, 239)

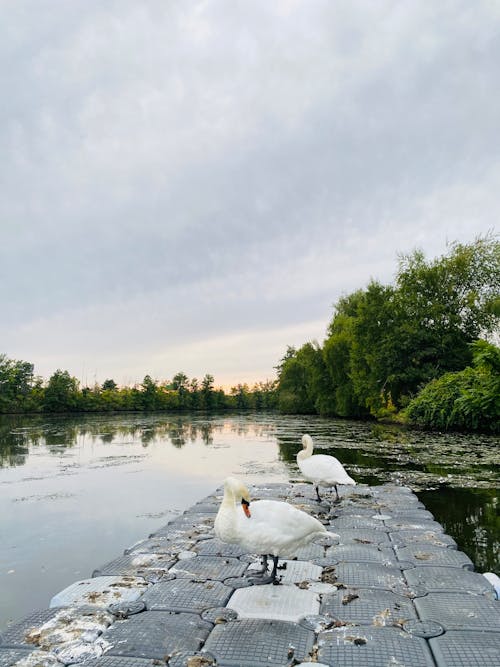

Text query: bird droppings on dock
(0, 482), (499, 667)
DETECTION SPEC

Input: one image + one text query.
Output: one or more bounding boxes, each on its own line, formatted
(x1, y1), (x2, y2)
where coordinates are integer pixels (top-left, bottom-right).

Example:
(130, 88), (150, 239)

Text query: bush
(406, 341), (500, 432)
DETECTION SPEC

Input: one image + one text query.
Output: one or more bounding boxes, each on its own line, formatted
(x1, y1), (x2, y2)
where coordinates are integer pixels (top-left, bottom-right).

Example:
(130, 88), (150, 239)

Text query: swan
(214, 476), (329, 584)
(297, 434), (356, 502)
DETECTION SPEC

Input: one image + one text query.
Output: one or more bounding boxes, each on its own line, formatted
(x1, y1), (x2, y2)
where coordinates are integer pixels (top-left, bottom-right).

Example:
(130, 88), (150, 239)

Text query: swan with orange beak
(215, 476), (332, 584)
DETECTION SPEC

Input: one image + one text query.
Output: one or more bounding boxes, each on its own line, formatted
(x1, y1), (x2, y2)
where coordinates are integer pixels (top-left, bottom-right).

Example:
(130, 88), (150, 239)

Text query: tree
(189, 377), (200, 409)
(396, 236), (499, 368)
(277, 343), (332, 414)
(43, 370), (79, 412)
(231, 384), (251, 409)
(348, 281), (401, 415)
(0, 355), (35, 412)
(172, 372), (190, 408)
(201, 374), (215, 410)
(141, 375), (159, 410)
(101, 379), (117, 391)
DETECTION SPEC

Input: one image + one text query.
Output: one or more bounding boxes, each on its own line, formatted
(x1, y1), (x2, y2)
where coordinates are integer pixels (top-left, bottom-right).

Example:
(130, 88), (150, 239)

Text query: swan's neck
(297, 439), (313, 461)
(215, 486), (239, 543)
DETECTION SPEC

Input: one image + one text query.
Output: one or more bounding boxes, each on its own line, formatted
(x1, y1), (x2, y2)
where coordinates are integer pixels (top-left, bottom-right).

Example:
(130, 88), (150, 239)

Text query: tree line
(276, 236), (500, 432)
(2, 236), (498, 431)
(0, 362), (277, 414)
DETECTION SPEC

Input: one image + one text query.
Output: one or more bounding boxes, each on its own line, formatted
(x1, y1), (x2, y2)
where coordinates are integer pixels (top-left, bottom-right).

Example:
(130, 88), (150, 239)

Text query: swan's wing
(299, 454), (355, 485)
(236, 499), (325, 556)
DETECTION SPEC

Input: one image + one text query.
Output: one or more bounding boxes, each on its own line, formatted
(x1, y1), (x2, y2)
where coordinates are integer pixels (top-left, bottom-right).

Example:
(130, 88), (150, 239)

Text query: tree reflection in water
(418, 487), (499, 573)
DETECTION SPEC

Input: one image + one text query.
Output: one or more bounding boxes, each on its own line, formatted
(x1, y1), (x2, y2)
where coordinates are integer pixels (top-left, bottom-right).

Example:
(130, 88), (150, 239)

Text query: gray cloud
(1, 0), (498, 384)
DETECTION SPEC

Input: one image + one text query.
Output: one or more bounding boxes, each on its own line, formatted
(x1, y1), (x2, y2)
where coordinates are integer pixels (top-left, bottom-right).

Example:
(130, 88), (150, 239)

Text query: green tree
(43, 370), (79, 412)
(189, 377), (200, 409)
(231, 384), (251, 409)
(141, 375), (159, 410)
(201, 374), (215, 410)
(101, 379), (117, 391)
(0, 355), (35, 412)
(323, 290), (367, 417)
(277, 342), (332, 414)
(172, 372), (190, 409)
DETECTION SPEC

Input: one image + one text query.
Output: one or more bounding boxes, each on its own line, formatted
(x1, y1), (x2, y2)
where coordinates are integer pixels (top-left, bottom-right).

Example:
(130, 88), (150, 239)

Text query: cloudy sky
(1, 1), (499, 388)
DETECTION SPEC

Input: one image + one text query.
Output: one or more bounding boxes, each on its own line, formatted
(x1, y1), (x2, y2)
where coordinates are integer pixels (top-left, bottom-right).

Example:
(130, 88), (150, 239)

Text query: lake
(0, 411), (498, 631)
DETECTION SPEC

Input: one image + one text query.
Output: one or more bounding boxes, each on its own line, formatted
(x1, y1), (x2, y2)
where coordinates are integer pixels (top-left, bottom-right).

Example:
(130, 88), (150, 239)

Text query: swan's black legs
(334, 484), (339, 502)
(249, 554), (281, 585)
(269, 555), (280, 584)
(315, 485), (322, 502)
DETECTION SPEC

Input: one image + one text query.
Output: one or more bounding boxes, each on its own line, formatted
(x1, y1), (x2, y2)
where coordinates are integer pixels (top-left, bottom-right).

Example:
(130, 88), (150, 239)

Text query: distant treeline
(276, 236), (500, 433)
(0, 363), (277, 414)
(2, 236), (499, 432)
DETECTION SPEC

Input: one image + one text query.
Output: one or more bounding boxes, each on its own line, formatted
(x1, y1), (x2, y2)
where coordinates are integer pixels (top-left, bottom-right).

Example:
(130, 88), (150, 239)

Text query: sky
(1, 0), (499, 389)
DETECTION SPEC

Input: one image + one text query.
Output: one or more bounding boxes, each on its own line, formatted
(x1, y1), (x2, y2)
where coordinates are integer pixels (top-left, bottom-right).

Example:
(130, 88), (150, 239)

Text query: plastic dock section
(1, 483), (499, 667)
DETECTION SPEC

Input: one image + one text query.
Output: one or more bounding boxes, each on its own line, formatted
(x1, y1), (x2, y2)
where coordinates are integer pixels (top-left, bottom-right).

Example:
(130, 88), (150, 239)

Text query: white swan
(297, 434), (356, 502)
(214, 476), (329, 584)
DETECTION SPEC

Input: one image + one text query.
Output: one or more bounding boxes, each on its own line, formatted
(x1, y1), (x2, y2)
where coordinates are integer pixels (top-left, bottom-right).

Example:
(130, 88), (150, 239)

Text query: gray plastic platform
(330, 516), (390, 530)
(229, 584), (320, 622)
(246, 559), (322, 585)
(334, 529), (392, 545)
(6, 481), (496, 667)
(152, 519), (213, 538)
(396, 544), (474, 569)
(92, 553), (175, 577)
(201, 607), (238, 623)
(168, 651), (216, 667)
(317, 626), (436, 667)
(389, 529), (457, 549)
(292, 542), (327, 560)
(376, 499), (426, 512)
(169, 556), (247, 581)
(165, 513), (215, 529)
(320, 588), (417, 625)
(0, 609), (60, 648)
(429, 630), (500, 667)
(191, 502), (219, 513)
(84, 656), (169, 667)
(205, 619), (315, 667)
(0, 606), (113, 651)
(102, 611), (211, 660)
(405, 566), (497, 598)
(0, 649), (38, 667)
(387, 509), (434, 519)
(333, 562), (410, 595)
(320, 544), (398, 566)
(414, 592), (500, 631)
(330, 506), (380, 517)
(194, 538), (249, 558)
(385, 518), (444, 532)
(125, 535), (194, 555)
(49, 576), (148, 608)
(250, 484), (290, 499)
(142, 579), (233, 612)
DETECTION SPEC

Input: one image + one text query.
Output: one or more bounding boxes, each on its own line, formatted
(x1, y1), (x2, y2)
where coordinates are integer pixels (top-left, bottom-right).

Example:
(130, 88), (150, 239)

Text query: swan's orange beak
(241, 499), (251, 518)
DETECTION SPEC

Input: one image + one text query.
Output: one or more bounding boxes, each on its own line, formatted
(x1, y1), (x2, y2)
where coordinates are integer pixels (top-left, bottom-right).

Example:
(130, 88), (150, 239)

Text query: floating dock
(1, 482), (499, 667)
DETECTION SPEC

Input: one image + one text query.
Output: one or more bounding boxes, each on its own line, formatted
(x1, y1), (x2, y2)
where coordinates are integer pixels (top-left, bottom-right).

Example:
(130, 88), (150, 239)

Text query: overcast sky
(1, 0), (499, 388)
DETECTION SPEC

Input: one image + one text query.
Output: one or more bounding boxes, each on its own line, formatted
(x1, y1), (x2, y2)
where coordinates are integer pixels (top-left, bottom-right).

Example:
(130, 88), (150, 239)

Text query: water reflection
(0, 415), (224, 465)
(418, 487), (499, 573)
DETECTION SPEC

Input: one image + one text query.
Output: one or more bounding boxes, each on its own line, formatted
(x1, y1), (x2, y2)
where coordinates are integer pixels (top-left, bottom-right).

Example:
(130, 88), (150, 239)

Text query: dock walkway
(1, 482), (499, 667)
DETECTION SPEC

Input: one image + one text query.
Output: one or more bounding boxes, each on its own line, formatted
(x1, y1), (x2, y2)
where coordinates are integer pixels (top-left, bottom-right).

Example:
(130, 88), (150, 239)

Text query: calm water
(0, 412), (498, 630)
